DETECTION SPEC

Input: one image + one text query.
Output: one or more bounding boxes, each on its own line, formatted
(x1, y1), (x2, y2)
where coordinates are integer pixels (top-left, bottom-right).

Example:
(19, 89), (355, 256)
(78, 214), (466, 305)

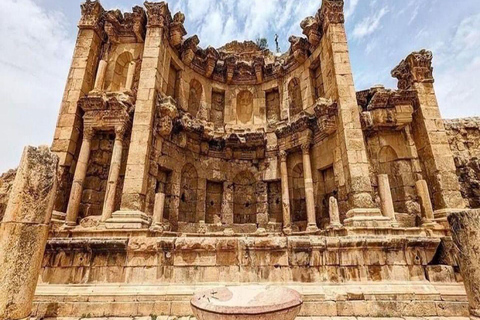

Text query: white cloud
(0, 0), (74, 172)
(352, 6), (388, 39)
(434, 13), (480, 118)
(345, 0), (359, 19)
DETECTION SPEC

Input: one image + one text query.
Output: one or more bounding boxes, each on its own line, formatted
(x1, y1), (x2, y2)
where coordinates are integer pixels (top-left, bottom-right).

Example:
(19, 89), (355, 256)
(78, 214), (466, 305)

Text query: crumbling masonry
(1, 0), (480, 318)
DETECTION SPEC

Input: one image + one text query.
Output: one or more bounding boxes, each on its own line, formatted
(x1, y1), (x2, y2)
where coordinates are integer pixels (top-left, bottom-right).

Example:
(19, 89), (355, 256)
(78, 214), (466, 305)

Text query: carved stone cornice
(253, 56), (265, 83)
(79, 0), (105, 33)
(144, 1), (171, 29)
(314, 98), (338, 137)
(357, 87), (416, 130)
(225, 56), (236, 84)
(391, 49), (434, 90)
(131, 6), (147, 42)
(104, 10), (122, 43)
(205, 47), (219, 78)
(170, 12), (187, 48)
(317, 0), (345, 33)
(155, 96), (179, 137)
(275, 113), (316, 140)
(288, 36), (309, 64)
(181, 35), (200, 65)
(301, 16), (321, 48)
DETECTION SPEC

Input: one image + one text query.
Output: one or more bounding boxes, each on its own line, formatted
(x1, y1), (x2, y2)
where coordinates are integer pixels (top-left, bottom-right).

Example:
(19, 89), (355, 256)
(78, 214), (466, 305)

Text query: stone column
(51, 1), (104, 212)
(125, 61), (137, 92)
(93, 59), (108, 91)
(120, 3), (170, 214)
(392, 50), (465, 212)
(101, 126), (126, 222)
(328, 196), (342, 228)
(318, 0), (375, 213)
(222, 181), (234, 225)
(0, 146), (58, 320)
(151, 192), (166, 230)
(279, 151), (292, 233)
(302, 143), (318, 232)
(415, 179), (437, 227)
(447, 210), (480, 319)
(378, 174), (397, 223)
(65, 128), (94, 226)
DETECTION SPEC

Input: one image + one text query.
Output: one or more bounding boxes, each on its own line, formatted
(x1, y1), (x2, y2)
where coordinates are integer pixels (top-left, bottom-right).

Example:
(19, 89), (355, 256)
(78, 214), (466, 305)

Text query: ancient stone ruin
(0, 0), (480, 319)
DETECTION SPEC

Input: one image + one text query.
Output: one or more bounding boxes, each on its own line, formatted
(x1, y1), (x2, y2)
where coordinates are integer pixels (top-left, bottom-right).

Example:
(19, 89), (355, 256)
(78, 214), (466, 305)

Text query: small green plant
(255, 37), (269, 50)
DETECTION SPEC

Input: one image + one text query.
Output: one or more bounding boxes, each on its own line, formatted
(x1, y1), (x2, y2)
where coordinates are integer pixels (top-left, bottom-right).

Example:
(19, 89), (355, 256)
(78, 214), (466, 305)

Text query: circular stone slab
(191, 285), (303, 320)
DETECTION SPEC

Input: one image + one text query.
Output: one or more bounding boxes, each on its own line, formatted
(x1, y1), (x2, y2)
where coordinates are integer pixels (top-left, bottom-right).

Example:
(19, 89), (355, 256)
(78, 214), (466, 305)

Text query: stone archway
(233, 171), (257, 224)
(179, 163), (198, 223)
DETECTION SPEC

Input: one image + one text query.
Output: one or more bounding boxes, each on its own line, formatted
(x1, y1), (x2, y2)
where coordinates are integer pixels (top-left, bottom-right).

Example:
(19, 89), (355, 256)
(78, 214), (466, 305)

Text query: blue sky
(0, 0), (479, 172)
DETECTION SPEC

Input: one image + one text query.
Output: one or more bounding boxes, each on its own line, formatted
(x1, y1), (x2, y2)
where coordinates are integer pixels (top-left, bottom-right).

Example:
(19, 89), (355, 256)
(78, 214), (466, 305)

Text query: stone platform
(33, 282), (468, 318)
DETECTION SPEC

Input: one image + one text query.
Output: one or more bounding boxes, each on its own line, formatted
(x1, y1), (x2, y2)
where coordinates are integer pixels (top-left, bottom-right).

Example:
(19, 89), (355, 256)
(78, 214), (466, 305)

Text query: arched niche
(233, 171), (257, 224)
(188, 79), (203, 117)
(291, 163), (307, 223)
(179, 163), (198, 223)
(288, 77), (303, 117)
(107, 51), (134, 92)
(236, 90), (254, 124)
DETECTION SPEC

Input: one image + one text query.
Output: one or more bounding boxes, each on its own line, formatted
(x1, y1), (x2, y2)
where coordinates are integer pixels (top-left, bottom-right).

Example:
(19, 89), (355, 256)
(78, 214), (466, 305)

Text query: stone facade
(0, 0), (479, 318)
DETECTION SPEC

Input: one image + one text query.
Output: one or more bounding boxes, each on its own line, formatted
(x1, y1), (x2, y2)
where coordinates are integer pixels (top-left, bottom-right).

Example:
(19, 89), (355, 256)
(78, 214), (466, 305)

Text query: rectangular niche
(166, 63), (179, 99)
(80, 131), (114, 218)
(268, 181), (282, 223)
(156, 168), (173, 221)
(205, 181), (223, 224)
(310, 60), (324, 99)
(266, 89), (280, 124)
(211, 90), (225, 129)
(317, 166), (336, 220)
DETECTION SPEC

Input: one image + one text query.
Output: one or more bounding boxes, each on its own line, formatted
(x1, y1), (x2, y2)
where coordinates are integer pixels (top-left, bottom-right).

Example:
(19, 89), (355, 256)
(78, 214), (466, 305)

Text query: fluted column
(101, 126), (126, 222)
(279, 151), (292, 234)
(65, 127), (94, 226)
(302, 143), (318, 232)
(93, 59), (108, 91)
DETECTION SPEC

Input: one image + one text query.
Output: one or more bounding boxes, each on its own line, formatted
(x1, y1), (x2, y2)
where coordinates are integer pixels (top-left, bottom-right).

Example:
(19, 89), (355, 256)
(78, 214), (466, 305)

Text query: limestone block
(0, 146), (58, 320)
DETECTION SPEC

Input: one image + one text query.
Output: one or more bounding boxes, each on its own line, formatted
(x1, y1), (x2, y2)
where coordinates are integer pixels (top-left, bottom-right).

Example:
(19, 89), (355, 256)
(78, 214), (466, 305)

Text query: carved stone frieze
(144, 1), (171, 28)
(79, 0), (105, 33)
(392, 49), (434, 90)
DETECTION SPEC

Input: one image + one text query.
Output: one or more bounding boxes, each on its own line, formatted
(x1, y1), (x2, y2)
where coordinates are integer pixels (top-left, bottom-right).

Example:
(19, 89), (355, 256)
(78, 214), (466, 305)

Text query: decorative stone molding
(181, 35), (200, 65)
(279, 150), (288, 162)
(155, 96), (179, 137)
(225, 55), (236, 83)
(253, 56), (265, 83)
(131, 6), (147, 42)
(317, 0), (345, 32)
(103, 7), (147, 44)
(288, 36), (309, 64)
(314, 98), (338, 136)
(301, 16), (321, 48)
(79, 0), (105, 33)
(357, 87), (416, 130)
(205, 47), (220, 78)
(391, 49), (434, 90)
(170, 12), (187, 48)
(144, 1), (171, 29)
(104, 10), (122, 43)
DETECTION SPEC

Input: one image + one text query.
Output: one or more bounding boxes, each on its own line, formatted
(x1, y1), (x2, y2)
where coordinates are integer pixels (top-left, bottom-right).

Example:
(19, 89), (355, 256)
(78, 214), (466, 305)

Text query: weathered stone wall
(444, 118), (480, 208)
(0, 169), (16, 221)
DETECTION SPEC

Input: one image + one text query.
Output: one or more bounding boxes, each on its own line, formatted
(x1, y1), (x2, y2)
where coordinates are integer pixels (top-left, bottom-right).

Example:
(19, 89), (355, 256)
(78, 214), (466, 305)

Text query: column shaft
(65, 131), (93, 226)
(302, 147), (318, 231)
(378, 174), (396, 220)
(279, 152), (292, 232)
(152, 192), (166, 226)
(101, 133), (124, 222)
(94, 59), (108, 91)
(125, 61), (136, 91)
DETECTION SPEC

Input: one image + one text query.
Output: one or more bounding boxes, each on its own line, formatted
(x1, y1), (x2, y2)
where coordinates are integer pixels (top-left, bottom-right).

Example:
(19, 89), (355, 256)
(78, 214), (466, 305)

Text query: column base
(306, 224), (319, 232)
(105, 210), (151, 229)
(344, 208), (394, 228)
(327, 223), (343, 230)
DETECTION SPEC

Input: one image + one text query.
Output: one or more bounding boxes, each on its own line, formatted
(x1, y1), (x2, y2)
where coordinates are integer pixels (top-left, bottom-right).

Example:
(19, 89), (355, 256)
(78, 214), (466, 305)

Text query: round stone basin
(190, 285), (303, 320)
